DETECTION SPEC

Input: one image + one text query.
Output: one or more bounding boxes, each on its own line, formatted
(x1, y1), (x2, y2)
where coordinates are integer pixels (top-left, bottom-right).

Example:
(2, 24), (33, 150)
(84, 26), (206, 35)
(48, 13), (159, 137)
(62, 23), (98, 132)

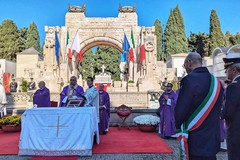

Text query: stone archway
(42, 4), (165, 92)
(80, 37), (122, 54)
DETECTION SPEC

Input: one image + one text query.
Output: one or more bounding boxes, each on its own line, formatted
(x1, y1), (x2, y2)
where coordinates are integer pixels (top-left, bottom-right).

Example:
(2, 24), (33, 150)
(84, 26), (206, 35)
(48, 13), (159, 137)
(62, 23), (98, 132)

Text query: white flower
(133, 115), (160, 125)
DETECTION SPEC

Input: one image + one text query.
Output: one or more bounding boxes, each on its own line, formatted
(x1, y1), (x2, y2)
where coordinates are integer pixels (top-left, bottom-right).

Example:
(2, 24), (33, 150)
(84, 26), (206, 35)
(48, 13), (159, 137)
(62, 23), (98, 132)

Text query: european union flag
(121, 34), (130, 62)
(55, 32), (60, 63)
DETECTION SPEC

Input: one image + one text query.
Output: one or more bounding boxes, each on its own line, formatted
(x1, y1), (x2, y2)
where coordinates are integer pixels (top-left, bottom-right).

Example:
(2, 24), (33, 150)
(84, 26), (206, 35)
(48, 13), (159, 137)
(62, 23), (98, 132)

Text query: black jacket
(222, 76), (240, 160)
(175, 67), (224, 157)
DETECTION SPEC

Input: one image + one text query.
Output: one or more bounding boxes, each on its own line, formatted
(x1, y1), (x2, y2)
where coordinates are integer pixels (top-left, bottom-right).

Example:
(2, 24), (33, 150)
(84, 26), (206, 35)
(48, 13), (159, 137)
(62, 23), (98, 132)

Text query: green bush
(20, 79), (28, 92)
(128, 80), (134, 83)
(0, 116), (21, 126)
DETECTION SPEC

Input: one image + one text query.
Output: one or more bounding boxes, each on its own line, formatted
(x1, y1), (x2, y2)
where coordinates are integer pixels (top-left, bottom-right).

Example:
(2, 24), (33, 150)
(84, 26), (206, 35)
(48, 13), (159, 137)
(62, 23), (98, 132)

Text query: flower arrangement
(0, 115), (21, 127)
(133, 115), (159, 126)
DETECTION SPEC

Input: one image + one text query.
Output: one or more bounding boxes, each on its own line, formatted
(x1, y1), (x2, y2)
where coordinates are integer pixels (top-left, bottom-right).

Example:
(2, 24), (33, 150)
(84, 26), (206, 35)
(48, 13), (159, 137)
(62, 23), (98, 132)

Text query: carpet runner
(0, 127), (172, 159)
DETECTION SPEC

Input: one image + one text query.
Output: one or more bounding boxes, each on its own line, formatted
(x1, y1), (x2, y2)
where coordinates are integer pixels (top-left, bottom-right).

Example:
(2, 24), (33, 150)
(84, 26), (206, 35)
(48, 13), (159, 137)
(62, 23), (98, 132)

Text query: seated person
(84, 77), (99, 122)
(10, 78), (18, 92)
(59, 76), (84, 107)
(33, 81), (50, 107)
(28, 78), (36, 90)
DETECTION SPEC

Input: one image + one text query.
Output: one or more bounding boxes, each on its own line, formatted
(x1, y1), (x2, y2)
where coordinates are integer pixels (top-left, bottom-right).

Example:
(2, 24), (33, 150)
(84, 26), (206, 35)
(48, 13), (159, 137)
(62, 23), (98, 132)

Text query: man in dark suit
(175, 52), (224, 160)
(222, 52), (240, 160)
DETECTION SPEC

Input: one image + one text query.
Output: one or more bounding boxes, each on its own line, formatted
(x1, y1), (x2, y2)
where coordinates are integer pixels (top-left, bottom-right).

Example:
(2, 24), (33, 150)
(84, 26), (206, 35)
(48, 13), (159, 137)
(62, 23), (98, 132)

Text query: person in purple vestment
(59, 76), (84, 107)
(158, 82), (177, 138)
(33, 81), (50, 107)
(98, 84), (110, 135)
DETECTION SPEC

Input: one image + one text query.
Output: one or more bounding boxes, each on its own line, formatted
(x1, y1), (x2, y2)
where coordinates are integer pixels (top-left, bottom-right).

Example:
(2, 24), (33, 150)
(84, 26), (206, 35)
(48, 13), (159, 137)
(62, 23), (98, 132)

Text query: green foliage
(25, 22), (40, 52)
(209, 10), (226, 56)
(229, 33), (240, 45)
(0, 116), (21, 126)
(154, 19), (163, 60)
(18, 27), (28, 52)
(225, 31), (233, 46)
(79, 46), (121, 81)
(0, 20), (21, 61)
(188, 32), (210, 57)
(171, 77), (179, 91)
(128, 80), (134, 83)
(79, 50), (95, 80)
(164, 5), (188, 57)
(20, 79), (28, 92)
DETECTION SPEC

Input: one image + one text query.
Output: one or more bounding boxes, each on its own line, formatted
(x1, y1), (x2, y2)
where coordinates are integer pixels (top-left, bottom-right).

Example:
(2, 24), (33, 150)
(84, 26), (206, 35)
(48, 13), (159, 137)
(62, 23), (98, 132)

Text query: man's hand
(164, 94), (168, 100)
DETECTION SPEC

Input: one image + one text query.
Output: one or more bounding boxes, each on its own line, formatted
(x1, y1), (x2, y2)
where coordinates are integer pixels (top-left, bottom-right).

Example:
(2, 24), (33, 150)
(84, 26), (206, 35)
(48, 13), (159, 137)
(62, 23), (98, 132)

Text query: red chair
(115, 104), (132, 129)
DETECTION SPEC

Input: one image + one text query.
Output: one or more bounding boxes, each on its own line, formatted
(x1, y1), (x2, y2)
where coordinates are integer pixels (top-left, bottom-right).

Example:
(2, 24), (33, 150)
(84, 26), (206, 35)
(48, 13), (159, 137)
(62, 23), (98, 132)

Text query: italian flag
(129, 29), (135, 62)
(71, 32), (83, 62)
(140, 33), (145, 63)
(66, 30), (72, 62)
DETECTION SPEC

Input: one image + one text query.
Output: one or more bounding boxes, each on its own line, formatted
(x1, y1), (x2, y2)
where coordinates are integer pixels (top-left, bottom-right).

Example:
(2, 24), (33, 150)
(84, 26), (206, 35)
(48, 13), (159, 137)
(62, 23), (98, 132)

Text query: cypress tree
(164, 5), (188, 57)
(25, 22), (40, 52)
(164, 9), (176, 57)
(209, 10), (225, 56)
(154, 19), (163, 61)
(18, 27), (28, 52)
(0, 20), (20, 61)
(173, 5), (188, 53)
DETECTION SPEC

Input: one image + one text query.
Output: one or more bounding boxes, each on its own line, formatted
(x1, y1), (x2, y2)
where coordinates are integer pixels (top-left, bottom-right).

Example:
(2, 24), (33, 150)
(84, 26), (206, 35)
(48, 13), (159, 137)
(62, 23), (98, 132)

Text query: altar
(18, 107), (99, 156)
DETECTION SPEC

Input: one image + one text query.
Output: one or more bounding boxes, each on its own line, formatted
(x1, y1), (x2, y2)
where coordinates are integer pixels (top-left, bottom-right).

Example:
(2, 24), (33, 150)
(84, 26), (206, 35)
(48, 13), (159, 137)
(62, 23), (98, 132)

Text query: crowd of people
(1, 51), (240, 159)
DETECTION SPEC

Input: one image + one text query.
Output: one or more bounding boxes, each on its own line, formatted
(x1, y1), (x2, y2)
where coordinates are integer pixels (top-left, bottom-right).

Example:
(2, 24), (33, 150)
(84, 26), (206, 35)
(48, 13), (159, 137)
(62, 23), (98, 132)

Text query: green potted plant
(0, 116), (21, 132)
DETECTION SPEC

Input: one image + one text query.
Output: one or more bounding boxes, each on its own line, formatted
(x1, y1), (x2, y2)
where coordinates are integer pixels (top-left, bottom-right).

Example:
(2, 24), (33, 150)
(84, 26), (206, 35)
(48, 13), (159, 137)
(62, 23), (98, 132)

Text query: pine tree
(209, 10), (225, 56)
(80, 46), (121, 81)
(94, 46), (121, 81)
(188, 32), (210, 57)
(79, 49), (95, 80)
(154, 19), (163, 61)
(25, 22), (40, 52)
(0, 20), (20, 61)
(229, 33), (240, 45)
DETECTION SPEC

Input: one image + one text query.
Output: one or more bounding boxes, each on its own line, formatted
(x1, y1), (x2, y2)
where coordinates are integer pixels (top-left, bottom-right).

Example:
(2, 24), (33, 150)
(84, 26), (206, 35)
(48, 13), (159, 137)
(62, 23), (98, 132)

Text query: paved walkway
(0, 138), (227, 160)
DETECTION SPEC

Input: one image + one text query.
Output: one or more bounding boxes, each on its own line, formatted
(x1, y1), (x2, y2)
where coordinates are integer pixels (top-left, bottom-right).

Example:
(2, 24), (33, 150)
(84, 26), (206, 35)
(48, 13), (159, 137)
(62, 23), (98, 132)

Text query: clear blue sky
(0, 0), (240, 45)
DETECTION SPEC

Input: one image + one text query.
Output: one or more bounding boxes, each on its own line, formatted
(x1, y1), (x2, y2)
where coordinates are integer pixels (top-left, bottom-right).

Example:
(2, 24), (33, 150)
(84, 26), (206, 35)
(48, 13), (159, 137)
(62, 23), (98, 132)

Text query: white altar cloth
(18, 107), (99, 156)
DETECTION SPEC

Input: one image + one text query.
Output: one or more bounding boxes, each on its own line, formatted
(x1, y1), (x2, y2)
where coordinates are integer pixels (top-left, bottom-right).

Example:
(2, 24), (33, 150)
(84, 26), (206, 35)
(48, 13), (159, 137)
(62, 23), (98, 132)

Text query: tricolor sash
(176, 75), (221, 160)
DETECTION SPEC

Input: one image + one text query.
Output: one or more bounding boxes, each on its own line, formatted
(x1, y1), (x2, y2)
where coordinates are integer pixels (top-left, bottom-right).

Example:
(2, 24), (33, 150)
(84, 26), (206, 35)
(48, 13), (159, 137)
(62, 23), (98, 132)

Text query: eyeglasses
(70, 79), (76, 81)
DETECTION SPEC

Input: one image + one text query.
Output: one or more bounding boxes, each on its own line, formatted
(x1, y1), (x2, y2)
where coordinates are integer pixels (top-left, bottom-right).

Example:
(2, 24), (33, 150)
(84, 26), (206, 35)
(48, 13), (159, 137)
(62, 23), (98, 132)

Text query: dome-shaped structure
(212, 44), (240, 77)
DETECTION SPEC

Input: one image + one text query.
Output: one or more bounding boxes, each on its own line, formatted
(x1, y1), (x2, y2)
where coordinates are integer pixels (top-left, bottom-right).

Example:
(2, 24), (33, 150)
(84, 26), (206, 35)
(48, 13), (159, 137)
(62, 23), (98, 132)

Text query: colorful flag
(129, 29), (135, 62)
(66, 30), (72, 61)
(121, 34), (130, 62)
(71, 32), (82, 62)
(140, 33), (146, 63)
(55, 32), (60, 65)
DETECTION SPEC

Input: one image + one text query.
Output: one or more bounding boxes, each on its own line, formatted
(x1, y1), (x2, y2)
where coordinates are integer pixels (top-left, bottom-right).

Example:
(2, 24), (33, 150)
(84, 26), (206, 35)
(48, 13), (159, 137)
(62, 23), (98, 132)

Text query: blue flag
(55, 32), (60, 63)
(121, 34), (130, 62)
(120, 51), (127, 62)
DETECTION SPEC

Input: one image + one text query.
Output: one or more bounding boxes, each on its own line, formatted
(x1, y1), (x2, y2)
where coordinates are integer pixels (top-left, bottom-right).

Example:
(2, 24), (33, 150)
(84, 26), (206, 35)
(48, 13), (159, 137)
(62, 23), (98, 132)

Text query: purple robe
(33, 87), (50, 107)
(59, 85), (84, 107)
(99, 90), (110, 133)
(159, 90), (177, 137)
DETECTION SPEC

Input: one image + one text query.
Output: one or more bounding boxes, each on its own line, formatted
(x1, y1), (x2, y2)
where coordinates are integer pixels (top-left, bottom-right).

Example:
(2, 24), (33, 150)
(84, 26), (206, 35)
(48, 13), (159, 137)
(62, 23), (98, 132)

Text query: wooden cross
(48, 115), (68, 137)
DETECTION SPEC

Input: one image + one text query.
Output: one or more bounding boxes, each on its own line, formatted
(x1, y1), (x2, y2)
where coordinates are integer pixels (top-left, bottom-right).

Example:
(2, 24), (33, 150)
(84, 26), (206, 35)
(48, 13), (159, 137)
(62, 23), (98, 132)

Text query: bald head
(184, 52), (202, 74)
(38, 81), (46, 90)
